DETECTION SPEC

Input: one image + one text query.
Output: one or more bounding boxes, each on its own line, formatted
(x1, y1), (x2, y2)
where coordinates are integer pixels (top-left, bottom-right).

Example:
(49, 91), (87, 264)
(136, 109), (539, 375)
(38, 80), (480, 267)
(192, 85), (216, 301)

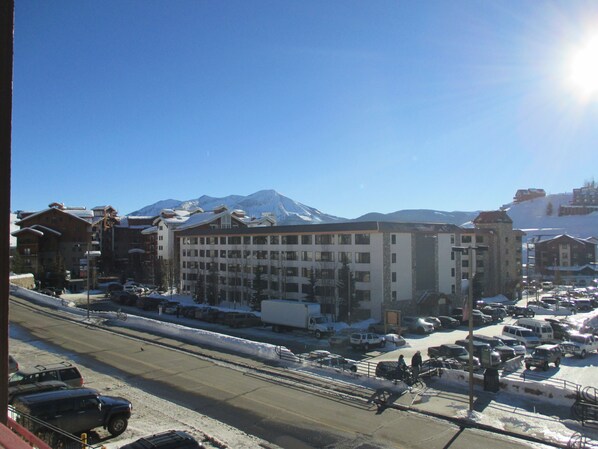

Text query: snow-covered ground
(10, 286), (598, 448)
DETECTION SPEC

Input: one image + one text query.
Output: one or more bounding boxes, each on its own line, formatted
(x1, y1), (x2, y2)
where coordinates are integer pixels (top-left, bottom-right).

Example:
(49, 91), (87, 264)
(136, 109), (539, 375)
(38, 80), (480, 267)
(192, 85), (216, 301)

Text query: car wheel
(581, 350), (587, 359)
(530, 311), (535, 318)
(555, 358), (561, 367)
(108, 415), (128, 436)
(543, 362), (549, 371)
(350, 365), (357, 373)
(315, 330), (322, 339)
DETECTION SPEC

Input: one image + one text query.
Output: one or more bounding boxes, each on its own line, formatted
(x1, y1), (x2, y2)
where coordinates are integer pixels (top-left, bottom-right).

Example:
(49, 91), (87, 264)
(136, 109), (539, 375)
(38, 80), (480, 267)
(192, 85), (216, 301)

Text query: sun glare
(568, 35), (598, 101)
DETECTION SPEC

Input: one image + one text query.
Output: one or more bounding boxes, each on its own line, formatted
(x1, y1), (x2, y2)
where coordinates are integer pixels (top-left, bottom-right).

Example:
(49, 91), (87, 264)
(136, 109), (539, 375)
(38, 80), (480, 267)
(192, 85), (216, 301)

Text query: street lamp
(84, 249), (101, 320)
(452, 244), (488, 413)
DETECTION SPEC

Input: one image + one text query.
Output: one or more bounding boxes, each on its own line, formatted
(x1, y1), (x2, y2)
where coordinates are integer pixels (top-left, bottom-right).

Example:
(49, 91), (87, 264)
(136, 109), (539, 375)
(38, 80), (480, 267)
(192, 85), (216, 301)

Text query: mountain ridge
(129, 190), (598, 240)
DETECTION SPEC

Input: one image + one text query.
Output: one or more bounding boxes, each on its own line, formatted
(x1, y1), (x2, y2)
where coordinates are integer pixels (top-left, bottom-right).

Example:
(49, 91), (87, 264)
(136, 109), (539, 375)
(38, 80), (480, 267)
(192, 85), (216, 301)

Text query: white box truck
(261, 299), (334, 339)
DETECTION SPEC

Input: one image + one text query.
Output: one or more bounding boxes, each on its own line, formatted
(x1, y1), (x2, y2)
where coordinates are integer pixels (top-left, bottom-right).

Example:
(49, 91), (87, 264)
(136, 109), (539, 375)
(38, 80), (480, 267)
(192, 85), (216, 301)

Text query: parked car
(120, 430), (203, 449)
(367, 322), (400, 334)
(349, 332), (385, 351)
(9, 362), (83, 388)
(454, 339), (501, 368)
(316, 355), (359, 372)
(298, 350), (331, 361)
(511, 306), (535, 318)
(471, 309), (493, 326)
(502, 324), (541, 348)
(8, 381), (69, 404)
(39, 288), (61, 298)
(384, 333), (406, 347)
(561, 333), (598, 359)
(436, 316), (460, 329)
(424, 317), (442, 330)
(544, 318), (573, 341)
(494, 336), (526, 356)
(328, 328), (359, 347)
(402, 316), (434, 334)
(111, 290), (138, 306)
(470, 334), (516, 361)
(480, 306), (506, 322)
(225, 312), (261, 328)
(525, 344), (563, 371)
(12, 387), (132, 437)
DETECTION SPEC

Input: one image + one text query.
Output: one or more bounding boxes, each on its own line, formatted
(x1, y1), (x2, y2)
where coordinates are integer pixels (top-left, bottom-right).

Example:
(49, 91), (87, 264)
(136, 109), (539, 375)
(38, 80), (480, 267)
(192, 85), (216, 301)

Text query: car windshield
(313, 317), (327, 324)
(533, 349), (548, 356)
(520, 330), (535, 337)
(570, 335), (587, 343)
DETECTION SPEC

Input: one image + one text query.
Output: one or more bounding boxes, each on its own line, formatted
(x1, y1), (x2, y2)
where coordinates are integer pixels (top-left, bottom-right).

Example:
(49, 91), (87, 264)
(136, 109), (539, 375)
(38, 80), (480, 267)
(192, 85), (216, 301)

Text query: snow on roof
(142, 226), (158, 235)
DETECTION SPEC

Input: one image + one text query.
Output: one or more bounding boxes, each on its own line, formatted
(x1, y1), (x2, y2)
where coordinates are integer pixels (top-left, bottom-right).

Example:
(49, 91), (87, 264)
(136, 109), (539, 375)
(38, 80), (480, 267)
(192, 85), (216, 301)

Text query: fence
(8, 406), (104, 449)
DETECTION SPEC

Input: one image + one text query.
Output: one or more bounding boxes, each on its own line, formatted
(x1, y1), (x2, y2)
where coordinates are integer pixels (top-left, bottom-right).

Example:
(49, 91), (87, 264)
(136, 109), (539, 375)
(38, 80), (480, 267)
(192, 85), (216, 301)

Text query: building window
(338, 234), (351, 245)
(315, 251), (334, 262)
(243, 236), (251, 245)
(228, 236), (241, 245)
(282, 235), (299, 245)
(450, 235), (455, 244)
(318, 268), (335, 279)
(476, 235), (484, 244)
(315, 234), (334, 245)
(284, 251), (298, 261)
(301, 235), (312, 245)
(301, 251), (312, 261)
(354, 271), (370, 282)
(270, 251), (280, 260)
(270, 235), (279, 244)
(451, 268), (455, 277)
(285, 283), (299, 293)
(461, 235), (472, 244)
(285, 267), (298, 277)
(391, 291), (397, 300)
(338, 252), (352, 263)
(355, 290), (371, 301)
(462, 260), (469, 268)
(355, 252), (370, 263)
(391, 253), (396, 263)
(254, 236), (267, 245)
(355, 233), (370, 245)
(391, 272), (396, 282)
(391, 234), (396, 244)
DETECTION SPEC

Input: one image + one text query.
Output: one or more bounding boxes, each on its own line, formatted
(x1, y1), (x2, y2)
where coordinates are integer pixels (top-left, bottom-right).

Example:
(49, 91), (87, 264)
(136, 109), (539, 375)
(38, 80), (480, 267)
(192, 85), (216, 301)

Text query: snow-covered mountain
(501, 193), (598, 241)
(129, 190), (598, 241)
(355, 210), (478, 226)
(129, 190), (347, 225)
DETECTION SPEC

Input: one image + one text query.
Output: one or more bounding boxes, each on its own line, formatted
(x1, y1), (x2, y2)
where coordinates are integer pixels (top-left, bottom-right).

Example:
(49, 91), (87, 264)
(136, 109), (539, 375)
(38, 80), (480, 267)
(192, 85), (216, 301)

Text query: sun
(568, 35), (598, 101)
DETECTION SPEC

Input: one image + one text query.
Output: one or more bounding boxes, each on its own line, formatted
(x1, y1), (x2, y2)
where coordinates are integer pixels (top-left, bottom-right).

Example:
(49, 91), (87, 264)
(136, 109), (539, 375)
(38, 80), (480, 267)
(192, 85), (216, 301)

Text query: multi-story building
(112, 215), (157, 283)
(11, 202), (117, 288)
(175, 211), (523, 321)
(534, 234), (597, 284)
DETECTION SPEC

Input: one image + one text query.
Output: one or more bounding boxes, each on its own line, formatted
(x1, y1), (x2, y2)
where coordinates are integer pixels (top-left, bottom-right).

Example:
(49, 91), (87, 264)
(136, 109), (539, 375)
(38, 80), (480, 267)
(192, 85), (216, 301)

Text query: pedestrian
(397, 354), (407, 379)
(411, 351), (422, 379)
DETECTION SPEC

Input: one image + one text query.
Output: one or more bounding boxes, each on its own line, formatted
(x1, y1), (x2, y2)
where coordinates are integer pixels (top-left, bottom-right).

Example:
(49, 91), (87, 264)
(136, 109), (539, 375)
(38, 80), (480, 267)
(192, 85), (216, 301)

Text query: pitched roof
(473, 210), (512, 224)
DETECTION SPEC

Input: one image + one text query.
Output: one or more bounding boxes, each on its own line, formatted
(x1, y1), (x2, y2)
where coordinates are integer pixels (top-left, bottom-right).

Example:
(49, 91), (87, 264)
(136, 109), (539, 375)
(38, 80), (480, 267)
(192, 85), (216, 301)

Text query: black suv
(121, 430), (203, 449)
(9, 362), (83, 388)
(12, 387), (132, 436)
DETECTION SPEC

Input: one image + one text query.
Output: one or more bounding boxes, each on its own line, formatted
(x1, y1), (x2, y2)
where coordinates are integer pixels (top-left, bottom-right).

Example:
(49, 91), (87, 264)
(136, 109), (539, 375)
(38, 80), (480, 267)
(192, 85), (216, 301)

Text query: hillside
(128, 190), (598, 241)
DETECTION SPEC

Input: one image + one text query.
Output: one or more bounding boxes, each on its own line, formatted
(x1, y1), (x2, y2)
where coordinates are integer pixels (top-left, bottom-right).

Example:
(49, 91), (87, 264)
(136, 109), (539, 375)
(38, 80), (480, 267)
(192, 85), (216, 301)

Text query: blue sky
(11, 1), (598, 218)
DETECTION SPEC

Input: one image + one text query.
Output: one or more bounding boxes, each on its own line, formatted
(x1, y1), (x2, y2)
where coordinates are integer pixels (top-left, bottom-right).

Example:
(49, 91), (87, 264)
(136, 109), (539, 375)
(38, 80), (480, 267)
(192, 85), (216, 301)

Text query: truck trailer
(261, 299), (334, 339)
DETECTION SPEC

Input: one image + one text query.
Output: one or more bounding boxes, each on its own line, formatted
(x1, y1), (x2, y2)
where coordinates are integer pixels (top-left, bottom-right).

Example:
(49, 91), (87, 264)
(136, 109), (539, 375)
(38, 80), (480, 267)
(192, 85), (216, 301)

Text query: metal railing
(7, 406), (103, 449)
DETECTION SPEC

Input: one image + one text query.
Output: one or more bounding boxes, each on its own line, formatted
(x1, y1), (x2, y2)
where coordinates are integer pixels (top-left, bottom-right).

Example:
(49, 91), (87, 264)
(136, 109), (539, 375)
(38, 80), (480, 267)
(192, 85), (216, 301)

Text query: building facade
(175, 214), (523, 321)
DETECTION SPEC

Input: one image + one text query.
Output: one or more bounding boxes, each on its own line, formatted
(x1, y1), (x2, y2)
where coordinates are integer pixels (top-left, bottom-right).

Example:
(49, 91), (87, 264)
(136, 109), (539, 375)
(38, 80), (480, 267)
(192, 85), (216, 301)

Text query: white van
(502, 325), (541, 348)
(515, 318), (554, 343)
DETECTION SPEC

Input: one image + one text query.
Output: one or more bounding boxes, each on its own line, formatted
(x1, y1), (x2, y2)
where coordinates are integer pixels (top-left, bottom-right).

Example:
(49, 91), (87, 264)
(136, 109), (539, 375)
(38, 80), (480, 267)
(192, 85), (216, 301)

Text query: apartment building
(175, 216), (517, 319)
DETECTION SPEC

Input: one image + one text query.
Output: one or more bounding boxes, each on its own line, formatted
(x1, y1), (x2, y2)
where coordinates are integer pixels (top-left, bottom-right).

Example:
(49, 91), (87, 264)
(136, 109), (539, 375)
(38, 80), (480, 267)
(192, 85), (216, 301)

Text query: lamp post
(453, 244), (488, 413)
(84, 249), (101, 320)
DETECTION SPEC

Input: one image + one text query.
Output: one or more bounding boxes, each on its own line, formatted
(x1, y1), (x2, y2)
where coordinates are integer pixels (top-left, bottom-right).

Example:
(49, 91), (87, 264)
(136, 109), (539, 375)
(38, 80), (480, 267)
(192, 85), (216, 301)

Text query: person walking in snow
(397, 354), (407, 379)
(411, 351), (422, 379)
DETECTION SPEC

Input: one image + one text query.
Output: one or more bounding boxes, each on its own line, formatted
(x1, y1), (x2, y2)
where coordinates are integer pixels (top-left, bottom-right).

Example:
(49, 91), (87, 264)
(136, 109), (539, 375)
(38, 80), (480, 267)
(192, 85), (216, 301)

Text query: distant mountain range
(129, 189), (346, 225)
(129, 189), (598, 241)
